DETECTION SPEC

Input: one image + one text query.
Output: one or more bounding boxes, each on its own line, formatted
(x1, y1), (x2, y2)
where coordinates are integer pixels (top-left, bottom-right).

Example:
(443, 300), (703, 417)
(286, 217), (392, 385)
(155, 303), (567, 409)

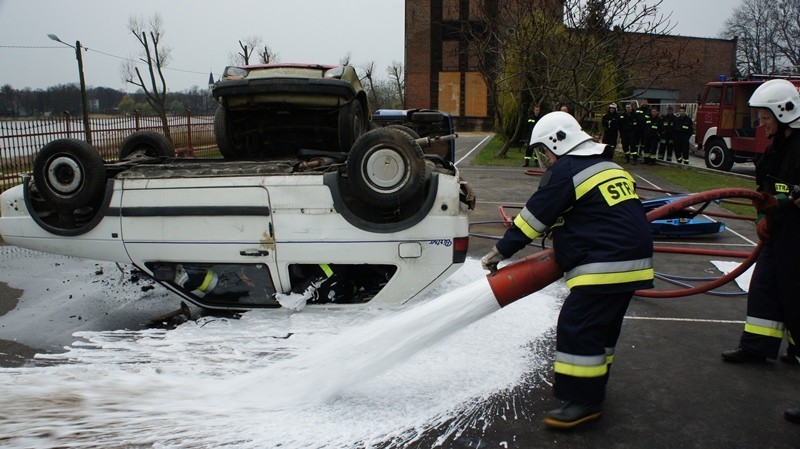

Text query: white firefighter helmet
(749, 79), (800, 128)
(609, 103), (618, 110)
(529, 111), (605, 157)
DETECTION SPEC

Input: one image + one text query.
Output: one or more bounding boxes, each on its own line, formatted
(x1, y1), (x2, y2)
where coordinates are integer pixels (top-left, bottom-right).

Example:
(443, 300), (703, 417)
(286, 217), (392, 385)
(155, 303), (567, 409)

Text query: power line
(1, 43), (216, 78)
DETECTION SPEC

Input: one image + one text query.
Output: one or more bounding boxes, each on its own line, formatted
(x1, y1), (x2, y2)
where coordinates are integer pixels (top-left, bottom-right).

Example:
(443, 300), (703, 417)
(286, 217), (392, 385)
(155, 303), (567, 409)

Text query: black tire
(704, 138), (734, 171)
(410, 110), (444, 123)
(347, 128), (426, 208)
(119, 131), (175, 160)
(338, 98), (367, 152)
(384, 124), (420, 139)
(33, 139), (106, 210)
(213, 105), (239, 159)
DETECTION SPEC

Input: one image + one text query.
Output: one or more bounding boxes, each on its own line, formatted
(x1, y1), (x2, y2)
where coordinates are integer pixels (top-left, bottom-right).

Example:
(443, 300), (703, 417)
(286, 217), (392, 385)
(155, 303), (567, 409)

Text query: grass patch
(644, 165), (756, 217)
(470, 137), (528, 167)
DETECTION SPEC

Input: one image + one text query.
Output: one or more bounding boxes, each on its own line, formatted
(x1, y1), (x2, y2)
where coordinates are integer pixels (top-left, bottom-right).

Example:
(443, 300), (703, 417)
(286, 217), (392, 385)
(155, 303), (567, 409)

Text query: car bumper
(213, 78), (358, 109)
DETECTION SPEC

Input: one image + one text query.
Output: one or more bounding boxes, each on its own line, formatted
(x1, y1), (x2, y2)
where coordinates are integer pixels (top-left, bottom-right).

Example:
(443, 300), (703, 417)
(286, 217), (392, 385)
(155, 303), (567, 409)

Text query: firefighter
(523, 105), (544, 167)
(274, 264), (357, 311)
(601, 103), (619, 153)
(619, 103), (637, 163)
(659, 106), (676, 162)
(718, 79), (800, 423)
(633, 98), (650, 163)
(643, 106), (660, 165)
(674, 106), (694, 165)
(481, 111), (654, 429)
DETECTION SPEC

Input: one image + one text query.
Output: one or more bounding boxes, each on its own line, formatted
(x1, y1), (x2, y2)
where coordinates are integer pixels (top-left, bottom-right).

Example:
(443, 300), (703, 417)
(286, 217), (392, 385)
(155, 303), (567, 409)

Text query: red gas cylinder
(486, 248), (564, 307)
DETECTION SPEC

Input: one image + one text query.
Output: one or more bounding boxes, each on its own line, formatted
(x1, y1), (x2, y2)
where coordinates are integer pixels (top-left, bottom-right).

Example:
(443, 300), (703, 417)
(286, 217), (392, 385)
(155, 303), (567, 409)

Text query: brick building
(404, 0), (737, 130)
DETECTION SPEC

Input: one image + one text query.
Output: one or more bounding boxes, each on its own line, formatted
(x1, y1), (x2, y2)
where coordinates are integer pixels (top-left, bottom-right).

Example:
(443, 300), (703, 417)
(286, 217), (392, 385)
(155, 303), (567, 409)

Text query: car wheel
(118, 131), (175, 160)
(338, 98), (367, 152)
(347, 128), (426, 208)
(213, 105), (240, 159)
(33, 139), (106, 210)
(384, 124), (420, 139)
(704, 138), (733, 171)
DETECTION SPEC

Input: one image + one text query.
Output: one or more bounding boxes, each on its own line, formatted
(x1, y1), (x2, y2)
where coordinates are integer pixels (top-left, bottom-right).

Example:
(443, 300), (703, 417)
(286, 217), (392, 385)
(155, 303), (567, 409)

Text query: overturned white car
(0, 126), (474, 311)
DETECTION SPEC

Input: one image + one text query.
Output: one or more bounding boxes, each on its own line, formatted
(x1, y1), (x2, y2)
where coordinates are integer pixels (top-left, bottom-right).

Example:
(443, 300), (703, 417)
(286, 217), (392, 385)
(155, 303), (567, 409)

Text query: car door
(119, 181), (280, 308)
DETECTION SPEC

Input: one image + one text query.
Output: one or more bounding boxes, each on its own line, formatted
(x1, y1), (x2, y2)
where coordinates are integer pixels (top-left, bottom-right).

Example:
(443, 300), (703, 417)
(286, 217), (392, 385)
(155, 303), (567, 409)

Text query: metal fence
(0, 111), (217, 192)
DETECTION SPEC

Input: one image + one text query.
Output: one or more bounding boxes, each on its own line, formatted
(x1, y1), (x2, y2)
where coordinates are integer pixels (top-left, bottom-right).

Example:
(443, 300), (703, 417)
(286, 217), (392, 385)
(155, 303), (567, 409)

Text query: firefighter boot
(721, 347), (767, 363)
(785, 407), (800, 424)
(544, 402), (603, 429)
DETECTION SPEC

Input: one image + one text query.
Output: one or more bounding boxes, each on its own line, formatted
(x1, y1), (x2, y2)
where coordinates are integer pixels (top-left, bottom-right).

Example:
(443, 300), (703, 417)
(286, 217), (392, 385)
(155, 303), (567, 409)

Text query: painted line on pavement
(455, 135), (493, 166)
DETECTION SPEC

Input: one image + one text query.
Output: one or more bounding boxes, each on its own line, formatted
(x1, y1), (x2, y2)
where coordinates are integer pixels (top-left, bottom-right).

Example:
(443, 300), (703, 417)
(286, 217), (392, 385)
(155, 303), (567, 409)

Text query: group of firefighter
(601, 100), (695, 166)
(522, 101), (695, 168)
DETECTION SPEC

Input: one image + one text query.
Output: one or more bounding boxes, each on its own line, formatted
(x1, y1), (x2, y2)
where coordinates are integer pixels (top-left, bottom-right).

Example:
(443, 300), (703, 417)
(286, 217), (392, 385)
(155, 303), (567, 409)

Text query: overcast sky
(0, 0), (734, 92)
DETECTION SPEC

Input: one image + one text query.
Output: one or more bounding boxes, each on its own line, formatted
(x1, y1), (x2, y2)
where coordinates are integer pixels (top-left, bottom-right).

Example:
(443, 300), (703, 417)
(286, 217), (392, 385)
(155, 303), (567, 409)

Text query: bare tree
(228, 36), (279, 65)
(360, 61), (381, 108)
(238, 38), (257, 65)
(121, 13), (172, 138)
(387, 61), (405, 106)
(723, 0), (800, 76)
(465, 0), (685, 157)
(257, 44), (279, 64)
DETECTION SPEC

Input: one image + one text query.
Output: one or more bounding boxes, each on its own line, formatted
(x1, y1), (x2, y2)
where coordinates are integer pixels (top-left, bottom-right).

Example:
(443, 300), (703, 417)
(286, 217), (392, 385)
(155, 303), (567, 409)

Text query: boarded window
(465, 72), (487, 117)
(438, 72), (461, 116)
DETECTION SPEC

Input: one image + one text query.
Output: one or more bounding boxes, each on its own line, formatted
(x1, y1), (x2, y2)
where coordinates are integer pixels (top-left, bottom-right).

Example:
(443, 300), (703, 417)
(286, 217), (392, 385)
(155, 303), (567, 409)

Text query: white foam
(0, 257), (562, 448)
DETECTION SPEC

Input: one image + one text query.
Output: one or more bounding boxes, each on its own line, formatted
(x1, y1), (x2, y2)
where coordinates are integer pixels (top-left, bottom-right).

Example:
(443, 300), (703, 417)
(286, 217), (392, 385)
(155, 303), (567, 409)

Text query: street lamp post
(47, 33), (92, 144)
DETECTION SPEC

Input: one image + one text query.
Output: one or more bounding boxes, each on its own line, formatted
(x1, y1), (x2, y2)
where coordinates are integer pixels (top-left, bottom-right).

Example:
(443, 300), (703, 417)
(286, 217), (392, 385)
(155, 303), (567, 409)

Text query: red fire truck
(695, 75), (800, 171)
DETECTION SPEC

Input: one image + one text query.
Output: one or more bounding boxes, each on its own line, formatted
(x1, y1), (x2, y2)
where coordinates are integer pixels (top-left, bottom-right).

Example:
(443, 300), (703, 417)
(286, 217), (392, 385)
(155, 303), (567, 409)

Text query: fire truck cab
(695, 75), (800, 171)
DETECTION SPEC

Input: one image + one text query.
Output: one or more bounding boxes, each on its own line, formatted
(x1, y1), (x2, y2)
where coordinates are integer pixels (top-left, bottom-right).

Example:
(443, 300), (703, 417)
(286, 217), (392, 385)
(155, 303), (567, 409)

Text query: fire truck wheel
(704, 138), (734, 171)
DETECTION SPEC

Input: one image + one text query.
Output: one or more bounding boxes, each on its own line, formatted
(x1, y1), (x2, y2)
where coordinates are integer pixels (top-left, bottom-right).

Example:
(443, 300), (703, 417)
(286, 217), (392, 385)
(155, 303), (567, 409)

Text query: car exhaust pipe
(486, 248), (563, 307)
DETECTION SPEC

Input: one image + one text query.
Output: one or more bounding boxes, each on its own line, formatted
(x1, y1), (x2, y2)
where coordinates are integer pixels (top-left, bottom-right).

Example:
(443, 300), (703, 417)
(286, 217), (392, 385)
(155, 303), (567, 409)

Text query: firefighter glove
(753, 193), (778, 215)
(756, 214), (772, 242)
(481, 247), (506, 274)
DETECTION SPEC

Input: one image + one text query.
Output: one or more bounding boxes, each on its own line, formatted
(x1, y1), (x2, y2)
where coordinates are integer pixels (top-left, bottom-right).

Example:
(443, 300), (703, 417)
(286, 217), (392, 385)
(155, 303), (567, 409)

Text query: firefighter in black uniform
(659, 106), (676, 161)
(523, 105), (544, 167)
(481, 111), (654, 429)
(718, 80), (800, 424)
(633, 98), (650, 164)
(619, 103), (636, 163)
(643, 106), (660, 165)
(601, 103), (619, 154)
(674, 105), (694, 165)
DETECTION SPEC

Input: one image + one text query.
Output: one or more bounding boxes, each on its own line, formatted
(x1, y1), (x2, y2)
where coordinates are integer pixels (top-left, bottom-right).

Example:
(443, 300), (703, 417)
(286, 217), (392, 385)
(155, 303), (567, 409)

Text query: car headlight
(324, 66), (345, 79)
(222, 66), (248, 79)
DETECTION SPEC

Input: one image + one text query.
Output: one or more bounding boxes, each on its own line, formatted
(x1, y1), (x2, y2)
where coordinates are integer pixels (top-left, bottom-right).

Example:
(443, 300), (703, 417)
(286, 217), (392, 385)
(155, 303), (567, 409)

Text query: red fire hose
(486, 187), (768, 307)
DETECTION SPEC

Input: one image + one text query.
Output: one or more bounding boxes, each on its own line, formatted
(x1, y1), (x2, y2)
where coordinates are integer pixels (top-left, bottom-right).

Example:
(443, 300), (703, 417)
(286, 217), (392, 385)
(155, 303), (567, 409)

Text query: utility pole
(48, 34), (92, 144)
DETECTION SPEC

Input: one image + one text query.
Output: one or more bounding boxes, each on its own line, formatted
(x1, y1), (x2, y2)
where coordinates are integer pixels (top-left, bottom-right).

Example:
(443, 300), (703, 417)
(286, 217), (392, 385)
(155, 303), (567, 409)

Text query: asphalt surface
(1, 136), (798, 448)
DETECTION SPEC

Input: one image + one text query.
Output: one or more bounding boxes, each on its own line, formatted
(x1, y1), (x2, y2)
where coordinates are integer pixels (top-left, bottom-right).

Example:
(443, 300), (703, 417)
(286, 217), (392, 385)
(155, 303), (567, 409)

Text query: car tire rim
(47, 156), (82, 194)
(363, 147), (407, 193)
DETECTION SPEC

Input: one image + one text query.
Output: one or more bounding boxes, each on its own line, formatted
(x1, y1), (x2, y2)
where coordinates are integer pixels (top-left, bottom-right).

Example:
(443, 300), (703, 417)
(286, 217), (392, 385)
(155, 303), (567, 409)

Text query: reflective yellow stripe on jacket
(565, 258), (654, 289)
(573, 162), (638, 203)
(513, 208), (547, 241)
(319, 263), (334, 278)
